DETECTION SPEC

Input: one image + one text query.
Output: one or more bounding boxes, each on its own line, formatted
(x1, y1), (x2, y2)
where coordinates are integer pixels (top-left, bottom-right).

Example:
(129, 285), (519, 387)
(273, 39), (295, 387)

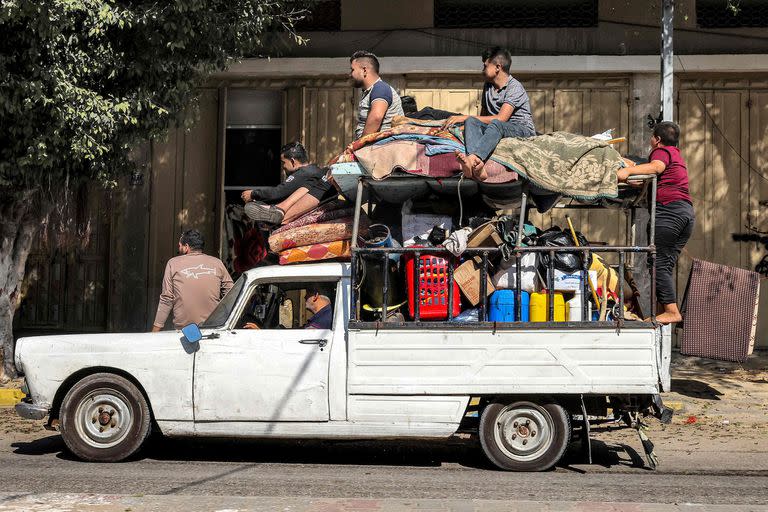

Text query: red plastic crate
(404, 252), (461, 320)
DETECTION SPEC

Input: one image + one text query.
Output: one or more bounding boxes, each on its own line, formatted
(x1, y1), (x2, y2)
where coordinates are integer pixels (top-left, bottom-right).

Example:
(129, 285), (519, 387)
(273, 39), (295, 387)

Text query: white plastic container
(567, 292), (592, 321)
(553, 269), (597, 292)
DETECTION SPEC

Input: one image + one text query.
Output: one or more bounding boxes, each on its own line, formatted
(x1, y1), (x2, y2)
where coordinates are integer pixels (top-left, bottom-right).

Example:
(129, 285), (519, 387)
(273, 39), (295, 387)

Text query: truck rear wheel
(479, 399), (571, 471)
(59, 373), (151, 462)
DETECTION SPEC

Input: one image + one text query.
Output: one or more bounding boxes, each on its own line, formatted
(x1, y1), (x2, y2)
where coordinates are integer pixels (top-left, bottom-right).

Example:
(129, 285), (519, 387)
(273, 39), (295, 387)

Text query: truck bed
(348, 324), (671, 396)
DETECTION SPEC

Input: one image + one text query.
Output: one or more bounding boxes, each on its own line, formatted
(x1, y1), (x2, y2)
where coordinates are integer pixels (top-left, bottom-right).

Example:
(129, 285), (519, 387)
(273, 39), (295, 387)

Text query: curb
(0, 389), (25, 406)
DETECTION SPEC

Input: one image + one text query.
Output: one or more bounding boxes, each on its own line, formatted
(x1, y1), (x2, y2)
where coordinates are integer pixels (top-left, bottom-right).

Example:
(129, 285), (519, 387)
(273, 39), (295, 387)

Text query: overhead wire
(673, 54), (768, 231)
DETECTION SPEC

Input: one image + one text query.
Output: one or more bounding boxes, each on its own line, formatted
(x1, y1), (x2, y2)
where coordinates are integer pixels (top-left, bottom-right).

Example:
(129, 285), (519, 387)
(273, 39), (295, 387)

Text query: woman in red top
(618, 121), (695, 324)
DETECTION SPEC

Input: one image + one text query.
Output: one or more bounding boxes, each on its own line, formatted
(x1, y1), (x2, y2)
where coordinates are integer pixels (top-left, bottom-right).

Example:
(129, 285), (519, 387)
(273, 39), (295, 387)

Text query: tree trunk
(0, 194), (47, 381)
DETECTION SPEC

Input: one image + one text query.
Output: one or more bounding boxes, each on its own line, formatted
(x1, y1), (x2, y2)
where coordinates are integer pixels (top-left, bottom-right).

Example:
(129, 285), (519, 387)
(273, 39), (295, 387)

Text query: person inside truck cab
(302, 292), (333, 329)
(241, 141), (336, 226)
(441, 46), (536, 181)
(240, 287), (333, 330)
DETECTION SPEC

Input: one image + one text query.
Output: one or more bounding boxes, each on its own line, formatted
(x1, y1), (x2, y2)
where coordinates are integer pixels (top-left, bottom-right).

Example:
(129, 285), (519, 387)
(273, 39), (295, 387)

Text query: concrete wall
(273, 0), (767, 57)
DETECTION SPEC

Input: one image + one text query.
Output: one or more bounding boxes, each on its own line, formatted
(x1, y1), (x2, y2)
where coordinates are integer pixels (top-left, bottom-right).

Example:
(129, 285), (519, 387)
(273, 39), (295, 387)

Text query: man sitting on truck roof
(242, 141), (335, 226)
(441, 47), (536, 181)
(350, 50), (404, 139)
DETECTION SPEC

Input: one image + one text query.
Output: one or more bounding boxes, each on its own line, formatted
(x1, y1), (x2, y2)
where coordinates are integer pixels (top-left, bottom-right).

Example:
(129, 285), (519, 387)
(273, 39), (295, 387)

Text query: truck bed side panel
(348, 328), (660, 395)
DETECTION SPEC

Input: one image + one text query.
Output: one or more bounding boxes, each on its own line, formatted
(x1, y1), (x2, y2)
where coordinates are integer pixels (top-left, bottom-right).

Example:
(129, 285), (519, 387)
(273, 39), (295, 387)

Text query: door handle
(299, 338), (328, 348)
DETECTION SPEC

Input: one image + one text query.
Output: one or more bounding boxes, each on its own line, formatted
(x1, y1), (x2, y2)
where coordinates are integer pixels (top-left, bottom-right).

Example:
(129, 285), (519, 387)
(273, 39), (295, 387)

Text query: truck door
(193, 279), (339, 422)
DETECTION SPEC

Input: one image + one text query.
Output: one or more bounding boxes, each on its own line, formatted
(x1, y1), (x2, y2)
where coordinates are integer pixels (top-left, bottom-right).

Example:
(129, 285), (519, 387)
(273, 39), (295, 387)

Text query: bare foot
(653, 312), (683, 325)
(469, 155), (488, 181)
(455, 151), (474, 178)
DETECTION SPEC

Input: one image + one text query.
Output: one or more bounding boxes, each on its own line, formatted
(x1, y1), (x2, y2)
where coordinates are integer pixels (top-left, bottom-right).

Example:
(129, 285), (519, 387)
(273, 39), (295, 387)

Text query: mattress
(679, 259), (760, 362)
(278, 239), (352, 265)
(269, 216), (367, 252)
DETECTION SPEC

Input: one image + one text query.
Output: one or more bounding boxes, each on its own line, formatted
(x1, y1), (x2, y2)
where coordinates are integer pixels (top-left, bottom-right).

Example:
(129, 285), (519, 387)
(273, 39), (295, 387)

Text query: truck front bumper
(15, 401), (49, 420)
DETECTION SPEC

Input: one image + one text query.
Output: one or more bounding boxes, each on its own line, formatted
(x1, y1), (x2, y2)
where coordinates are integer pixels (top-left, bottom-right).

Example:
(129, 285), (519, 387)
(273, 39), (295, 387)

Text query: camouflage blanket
(489, 132), (623, 201)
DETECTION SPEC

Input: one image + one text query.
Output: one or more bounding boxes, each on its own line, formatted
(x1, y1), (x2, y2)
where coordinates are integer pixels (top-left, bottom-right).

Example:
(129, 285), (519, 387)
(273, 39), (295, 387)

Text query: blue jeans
(464, 116), (535, 161)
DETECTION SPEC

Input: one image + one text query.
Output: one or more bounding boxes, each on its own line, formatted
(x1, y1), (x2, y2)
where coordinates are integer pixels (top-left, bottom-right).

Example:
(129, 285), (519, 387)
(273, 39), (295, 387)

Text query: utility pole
(634, 1), (676, 319)
(660, 0), (674, 121)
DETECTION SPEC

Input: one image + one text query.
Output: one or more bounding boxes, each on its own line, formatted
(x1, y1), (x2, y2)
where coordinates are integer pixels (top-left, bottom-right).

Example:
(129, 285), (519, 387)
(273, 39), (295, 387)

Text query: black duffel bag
(533, 227), (592, 274)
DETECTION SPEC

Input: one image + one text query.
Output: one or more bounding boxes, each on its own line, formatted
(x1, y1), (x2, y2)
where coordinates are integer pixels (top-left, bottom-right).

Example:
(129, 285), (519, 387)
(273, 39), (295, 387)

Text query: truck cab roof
(242, 262), (351, 283)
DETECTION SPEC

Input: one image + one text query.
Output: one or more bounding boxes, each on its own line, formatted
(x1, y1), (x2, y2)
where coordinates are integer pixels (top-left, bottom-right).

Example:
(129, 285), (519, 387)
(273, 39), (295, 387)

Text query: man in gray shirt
(350, 50), (404, 139)
(443, 47), (536, 181)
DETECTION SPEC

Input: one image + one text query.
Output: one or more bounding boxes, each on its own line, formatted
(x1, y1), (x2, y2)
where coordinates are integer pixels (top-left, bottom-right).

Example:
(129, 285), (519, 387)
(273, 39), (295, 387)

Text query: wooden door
(17, 187), (111, 332)
(678, 78), (768, 349)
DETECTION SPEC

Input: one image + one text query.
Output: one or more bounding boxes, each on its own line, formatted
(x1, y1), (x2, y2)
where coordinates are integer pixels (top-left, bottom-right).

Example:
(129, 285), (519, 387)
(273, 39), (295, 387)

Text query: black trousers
(650, 200), (695, 305)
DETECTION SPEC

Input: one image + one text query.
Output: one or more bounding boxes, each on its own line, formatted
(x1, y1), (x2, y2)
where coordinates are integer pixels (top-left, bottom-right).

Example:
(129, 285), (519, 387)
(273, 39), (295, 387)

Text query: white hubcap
(74, 389), (133, 449)
(493, 403), (554, 462)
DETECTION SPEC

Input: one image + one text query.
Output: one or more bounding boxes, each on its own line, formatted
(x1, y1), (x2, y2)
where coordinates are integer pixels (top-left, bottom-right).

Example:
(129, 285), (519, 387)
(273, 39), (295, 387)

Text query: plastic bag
(401, 199), (452, 247)
(493, 252), (538, 292)
(534, 227), (592, 274)
(450, 308), (480, 322)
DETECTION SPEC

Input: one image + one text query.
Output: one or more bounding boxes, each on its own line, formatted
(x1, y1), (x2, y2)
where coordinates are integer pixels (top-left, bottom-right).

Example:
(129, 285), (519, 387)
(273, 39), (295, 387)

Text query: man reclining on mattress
(441, 46), (536, 181)
(241, 141), (336, 226)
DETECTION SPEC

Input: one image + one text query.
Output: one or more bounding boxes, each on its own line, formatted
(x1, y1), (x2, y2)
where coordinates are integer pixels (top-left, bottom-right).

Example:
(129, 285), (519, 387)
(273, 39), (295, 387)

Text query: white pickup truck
(15, 261), (672, 471)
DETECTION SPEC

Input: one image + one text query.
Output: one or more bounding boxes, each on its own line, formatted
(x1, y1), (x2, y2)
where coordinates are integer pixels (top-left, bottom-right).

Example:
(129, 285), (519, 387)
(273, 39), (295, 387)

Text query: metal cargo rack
(349, 174), (658, 331)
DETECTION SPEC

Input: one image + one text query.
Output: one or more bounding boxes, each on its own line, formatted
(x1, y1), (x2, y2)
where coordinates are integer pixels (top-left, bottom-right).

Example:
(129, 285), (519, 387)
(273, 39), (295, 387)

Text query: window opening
(434, 0), (598, 29)
(697, 0), (768, 28)
(236, 281), (338, 330)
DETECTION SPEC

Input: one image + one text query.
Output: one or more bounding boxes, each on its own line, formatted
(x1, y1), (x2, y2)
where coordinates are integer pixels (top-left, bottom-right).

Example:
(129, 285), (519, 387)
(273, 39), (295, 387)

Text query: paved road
(1, 410), (767, 507)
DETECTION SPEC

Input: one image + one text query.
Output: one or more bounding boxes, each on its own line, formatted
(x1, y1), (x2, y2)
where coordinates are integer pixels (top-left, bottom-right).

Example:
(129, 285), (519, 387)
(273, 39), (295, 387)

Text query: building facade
(15, 0), (768, 348)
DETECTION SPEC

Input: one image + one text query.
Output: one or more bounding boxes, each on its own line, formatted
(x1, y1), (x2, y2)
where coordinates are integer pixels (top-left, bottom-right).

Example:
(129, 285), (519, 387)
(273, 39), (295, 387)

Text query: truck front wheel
(479, 399), (571, 471)
(59, 373), (151, 462)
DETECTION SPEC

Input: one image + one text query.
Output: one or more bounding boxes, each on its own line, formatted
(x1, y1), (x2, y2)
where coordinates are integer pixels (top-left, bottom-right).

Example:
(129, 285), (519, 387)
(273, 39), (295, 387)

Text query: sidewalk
(663, 352), (768, 428)
(0, 493), (766, 512)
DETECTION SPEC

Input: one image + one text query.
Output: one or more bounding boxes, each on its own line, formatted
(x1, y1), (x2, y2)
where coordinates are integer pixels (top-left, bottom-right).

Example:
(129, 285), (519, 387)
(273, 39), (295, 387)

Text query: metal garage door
(678, 77), (768, 348)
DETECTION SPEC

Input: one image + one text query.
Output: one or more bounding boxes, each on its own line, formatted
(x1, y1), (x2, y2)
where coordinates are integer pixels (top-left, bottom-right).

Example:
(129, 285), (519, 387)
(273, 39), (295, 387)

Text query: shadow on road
(12, 430), (653, 474)
(560, 427), (648, 471)
(141, 436), (492, 470)
(11, 435), (65, 457)
(671, 379), (724, 400)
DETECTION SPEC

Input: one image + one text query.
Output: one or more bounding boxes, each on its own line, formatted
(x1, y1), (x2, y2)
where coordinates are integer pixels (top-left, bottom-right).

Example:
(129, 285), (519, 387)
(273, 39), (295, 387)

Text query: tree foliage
(0, 0), (311, 379)
(0, 0), (310, 200)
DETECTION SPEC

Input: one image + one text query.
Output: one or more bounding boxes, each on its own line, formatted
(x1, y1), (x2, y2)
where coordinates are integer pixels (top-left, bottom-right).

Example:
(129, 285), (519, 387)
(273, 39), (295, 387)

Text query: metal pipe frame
(349, 175), (659, 328)
(354, 246), (654, 254)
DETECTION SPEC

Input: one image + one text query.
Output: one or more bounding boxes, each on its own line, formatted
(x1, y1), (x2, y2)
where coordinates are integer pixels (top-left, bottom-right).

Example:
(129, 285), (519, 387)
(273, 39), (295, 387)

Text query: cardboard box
(454, 256), (495, 306)
(552, 269), (597, 292)
(467, 223), (503, 248)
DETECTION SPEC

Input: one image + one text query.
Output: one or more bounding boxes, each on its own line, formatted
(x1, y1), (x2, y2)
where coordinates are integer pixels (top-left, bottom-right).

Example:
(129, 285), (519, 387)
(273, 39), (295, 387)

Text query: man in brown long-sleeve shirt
(152, 229), (234, 331)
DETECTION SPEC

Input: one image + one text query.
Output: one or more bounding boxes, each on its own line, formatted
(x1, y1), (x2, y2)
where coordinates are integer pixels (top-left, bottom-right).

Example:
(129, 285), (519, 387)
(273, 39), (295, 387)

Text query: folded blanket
(354, 140), (423, 180)
(489, 131), (623, 200)
(269, 216), (368, 252)
(329, 122), (463, 165)
(278, 239), (352, 265)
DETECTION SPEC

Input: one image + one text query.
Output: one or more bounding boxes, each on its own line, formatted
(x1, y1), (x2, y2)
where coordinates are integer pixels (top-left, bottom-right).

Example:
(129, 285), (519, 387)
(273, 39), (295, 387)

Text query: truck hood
(14, 330), (196, 375)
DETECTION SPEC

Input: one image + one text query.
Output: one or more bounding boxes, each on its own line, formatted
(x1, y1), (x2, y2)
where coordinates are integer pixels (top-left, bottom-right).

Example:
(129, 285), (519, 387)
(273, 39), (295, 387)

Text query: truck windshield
(201, 276), (245, 328)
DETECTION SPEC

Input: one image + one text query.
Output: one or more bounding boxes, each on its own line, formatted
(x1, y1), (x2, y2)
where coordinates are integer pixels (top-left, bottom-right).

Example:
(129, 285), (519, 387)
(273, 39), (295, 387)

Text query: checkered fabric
(680, 259), (760, 362)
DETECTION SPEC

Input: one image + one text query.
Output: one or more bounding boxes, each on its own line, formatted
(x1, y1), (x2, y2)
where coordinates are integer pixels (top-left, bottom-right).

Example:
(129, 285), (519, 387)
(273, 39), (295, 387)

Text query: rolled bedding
(278, 239), (352, 265)
(272, 201), (352, 235)
(268, 215), (368, 252)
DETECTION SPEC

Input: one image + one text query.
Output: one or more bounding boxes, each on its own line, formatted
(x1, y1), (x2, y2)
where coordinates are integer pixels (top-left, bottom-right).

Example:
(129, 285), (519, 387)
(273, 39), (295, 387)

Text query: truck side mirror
(181, 324), (202, 343)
